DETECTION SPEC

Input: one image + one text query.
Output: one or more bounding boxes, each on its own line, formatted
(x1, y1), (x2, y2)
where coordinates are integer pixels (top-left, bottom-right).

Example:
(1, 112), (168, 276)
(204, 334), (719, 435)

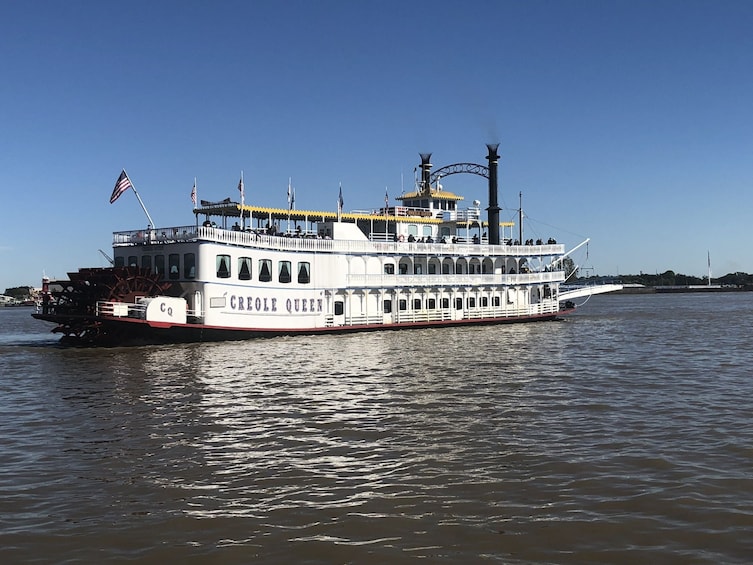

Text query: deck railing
(114, 225), (564, 258)
(347, 270), (565, 288)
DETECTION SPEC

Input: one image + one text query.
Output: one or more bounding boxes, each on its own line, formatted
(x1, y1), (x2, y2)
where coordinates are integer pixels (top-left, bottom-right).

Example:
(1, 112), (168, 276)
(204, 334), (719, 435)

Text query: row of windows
(382, 296), (502, 313)
(385, 262), (493, 275)
(216, 255), (311, 284)
(117, 253), (196, 280)
(116, 253), (310, 284)
(333, 296), (504, 315)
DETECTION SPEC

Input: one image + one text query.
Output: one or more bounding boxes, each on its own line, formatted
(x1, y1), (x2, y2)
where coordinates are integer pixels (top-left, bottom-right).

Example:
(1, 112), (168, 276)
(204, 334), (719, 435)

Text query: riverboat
(33, 145), (620, 345)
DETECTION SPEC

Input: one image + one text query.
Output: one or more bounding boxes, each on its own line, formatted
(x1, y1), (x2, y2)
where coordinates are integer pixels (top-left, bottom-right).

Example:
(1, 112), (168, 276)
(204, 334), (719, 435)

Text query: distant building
(0, 295), (18, 306)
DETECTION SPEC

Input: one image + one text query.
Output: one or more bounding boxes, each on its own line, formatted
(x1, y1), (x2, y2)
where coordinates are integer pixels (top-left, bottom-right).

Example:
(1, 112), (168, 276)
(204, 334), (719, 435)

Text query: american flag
(191, 181), (197, 206)
(110, 170), (132, 204)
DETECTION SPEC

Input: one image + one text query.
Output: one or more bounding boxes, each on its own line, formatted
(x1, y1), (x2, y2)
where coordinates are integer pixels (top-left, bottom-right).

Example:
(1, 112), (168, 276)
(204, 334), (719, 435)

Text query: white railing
(96, 300), (146, 318)
(114, 225), (565, 259)
(348, 270), (565, 288)
(113, 226), (199, 245)
(442, 209), (481, 222)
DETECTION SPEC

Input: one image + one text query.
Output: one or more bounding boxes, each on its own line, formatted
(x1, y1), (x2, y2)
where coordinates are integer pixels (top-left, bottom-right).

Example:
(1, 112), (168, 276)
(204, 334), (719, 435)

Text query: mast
(708, 250), (712, 286)
(518, 191), (523, 244)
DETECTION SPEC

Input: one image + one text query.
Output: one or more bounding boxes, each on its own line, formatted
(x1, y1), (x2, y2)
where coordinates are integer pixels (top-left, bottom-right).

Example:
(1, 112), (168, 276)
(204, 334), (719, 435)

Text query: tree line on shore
(5, 270), (753, 299)
(580, 270), (753, 288)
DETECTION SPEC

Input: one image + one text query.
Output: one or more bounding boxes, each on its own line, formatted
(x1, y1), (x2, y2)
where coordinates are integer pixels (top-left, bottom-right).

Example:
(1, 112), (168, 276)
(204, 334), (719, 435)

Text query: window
(279, 260), (292, 283)
(468, 297), (476, 308)
(297, 262), (310, 284)
(481, 297), (488, 307)
(455, 297), (463, 309)
(334, 301), (344, 316)
(428, 264), (437, 274)
(168, 254), (180, 280)
(428, 298), (436, 309)
(384, 263), (395, 275)
(184, 253), (196, 279)
(399, 263), (408, 275)
(441, 298), (449, 308)
(238, 257), (252, 280)
(399, 299), (407, 311)
(414, 264), (422, 274)
(141, 255), (152, 270)
(259, 259), (272, 282)
(216, 254), (231, 278)
(128, 255), (138, 267)
(114, 256), (125, 267)
(493, 296), (501, 307)
(413, 298), (422, 310)
(155, 255), (165, 276)
(383, 299), (392, 313)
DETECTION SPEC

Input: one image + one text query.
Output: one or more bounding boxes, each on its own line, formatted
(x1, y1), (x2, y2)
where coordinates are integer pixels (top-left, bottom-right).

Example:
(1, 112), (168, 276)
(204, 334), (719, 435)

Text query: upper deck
(113, 225), (565, 259)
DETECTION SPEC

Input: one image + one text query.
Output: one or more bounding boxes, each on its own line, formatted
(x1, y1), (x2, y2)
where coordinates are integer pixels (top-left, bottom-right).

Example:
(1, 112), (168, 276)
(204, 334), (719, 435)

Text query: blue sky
(1, 0), (752, 291)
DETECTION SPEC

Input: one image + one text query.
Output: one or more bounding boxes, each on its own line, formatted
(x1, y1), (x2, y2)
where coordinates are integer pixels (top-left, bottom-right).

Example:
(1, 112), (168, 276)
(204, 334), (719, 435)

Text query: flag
(338, 184), (344, 212)
(238, 174), (244, 200)
(287, 178), (292, 210)
(110, 169), (132, 204)
(385, 188), (389, 210)
(291, 187), (296, 210)
(191, 180), (197, 206)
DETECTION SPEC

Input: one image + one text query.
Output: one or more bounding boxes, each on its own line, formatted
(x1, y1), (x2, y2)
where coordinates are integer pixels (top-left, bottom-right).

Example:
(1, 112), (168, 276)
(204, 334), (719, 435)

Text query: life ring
(397, 234), (405, 242)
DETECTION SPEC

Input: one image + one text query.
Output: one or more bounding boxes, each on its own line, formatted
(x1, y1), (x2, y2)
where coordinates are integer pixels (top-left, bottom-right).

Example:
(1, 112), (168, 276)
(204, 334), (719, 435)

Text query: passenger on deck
(407, 234), (415, 242)
(472, 234), (480, 244)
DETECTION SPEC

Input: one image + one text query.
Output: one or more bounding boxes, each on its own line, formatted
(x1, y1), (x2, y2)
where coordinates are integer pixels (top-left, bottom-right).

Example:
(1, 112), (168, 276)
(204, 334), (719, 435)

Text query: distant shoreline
(614, 285), (752, 294)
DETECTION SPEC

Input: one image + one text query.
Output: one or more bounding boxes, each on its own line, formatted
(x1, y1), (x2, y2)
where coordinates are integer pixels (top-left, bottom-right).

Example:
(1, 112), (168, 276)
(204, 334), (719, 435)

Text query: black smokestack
(419, 153), (432, 195)
(486, 144), (501, 245)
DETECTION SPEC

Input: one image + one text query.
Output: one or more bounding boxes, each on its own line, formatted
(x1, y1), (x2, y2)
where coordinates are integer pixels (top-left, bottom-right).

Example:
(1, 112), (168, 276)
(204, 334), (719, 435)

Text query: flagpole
(239, 171), (245, 230)
(337, 182), (343, 222)
(287, 177), (292, 234)
(124, 169), (156, 228)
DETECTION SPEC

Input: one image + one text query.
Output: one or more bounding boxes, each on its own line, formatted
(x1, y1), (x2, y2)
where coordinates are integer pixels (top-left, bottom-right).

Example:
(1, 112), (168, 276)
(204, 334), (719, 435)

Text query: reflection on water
(2, 296), (753, 562)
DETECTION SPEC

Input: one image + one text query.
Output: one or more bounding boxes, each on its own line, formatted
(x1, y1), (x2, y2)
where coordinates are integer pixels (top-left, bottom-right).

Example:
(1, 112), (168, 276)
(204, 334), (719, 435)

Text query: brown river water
(1, 293), (752, 564)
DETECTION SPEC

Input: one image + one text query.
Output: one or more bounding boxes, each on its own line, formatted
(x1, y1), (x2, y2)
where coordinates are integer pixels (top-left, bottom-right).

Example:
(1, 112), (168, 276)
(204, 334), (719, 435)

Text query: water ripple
(2, 296), (753, 562)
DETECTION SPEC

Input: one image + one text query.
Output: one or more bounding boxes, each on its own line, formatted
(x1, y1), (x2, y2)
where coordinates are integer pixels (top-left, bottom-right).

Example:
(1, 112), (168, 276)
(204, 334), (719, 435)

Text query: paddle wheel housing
(37, 266), (171, 344)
